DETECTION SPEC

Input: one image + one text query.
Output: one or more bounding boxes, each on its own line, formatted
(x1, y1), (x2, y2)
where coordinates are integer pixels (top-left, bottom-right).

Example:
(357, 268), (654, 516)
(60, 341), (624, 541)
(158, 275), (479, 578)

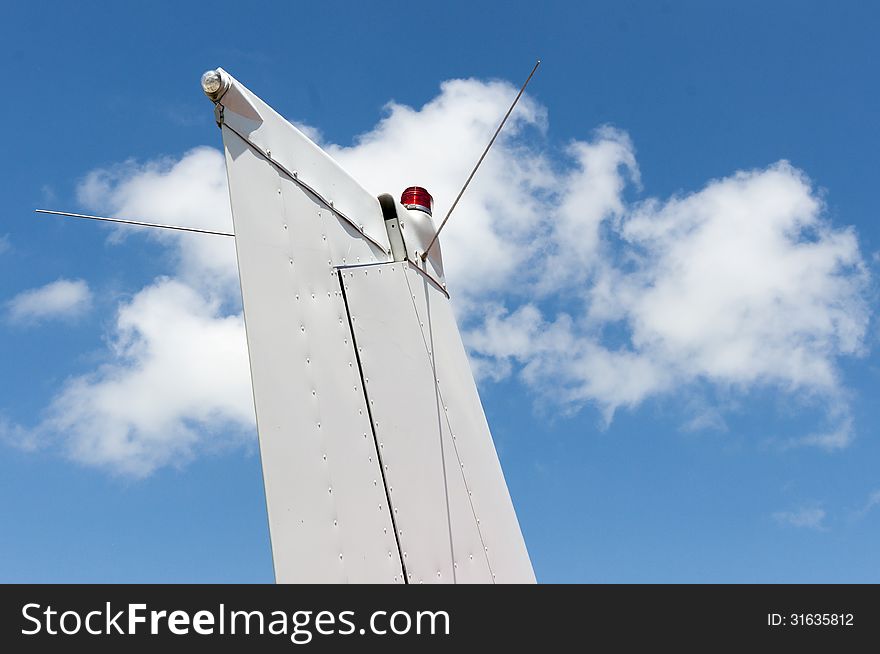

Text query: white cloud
(781, 416), (855, 452)
(0, 416), (40, 451)
(773, 506), (827, 530)
(6, 278), (93, 324)
(14, 147), (249, 478)
(854, 489), (880, 519)
(77, 146), (236, 294)
(4, 77), (872, 476)
(465, 159), (869, 420)
(40, 279), (254, 477)
(0, 234), (10, 254)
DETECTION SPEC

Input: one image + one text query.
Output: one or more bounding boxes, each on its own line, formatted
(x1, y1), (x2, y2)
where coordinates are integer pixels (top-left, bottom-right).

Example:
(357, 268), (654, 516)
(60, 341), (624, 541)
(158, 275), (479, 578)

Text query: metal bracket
(214, 103), (225, 127)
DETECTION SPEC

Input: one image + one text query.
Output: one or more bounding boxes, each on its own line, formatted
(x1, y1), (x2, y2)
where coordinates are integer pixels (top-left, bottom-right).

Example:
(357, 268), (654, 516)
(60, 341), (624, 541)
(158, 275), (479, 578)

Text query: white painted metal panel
(340, 263), (459, 583)
(403, 266), (536, 583)
(343, 262), (530, 583)
(216, 69), (391, 257)
(222, 128), (402, 583)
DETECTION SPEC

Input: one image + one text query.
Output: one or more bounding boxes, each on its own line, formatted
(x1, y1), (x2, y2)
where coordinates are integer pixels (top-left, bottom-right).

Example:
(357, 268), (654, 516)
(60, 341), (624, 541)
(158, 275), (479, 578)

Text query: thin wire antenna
(34, 209), (235, 237)
(421, 59), (541, 262)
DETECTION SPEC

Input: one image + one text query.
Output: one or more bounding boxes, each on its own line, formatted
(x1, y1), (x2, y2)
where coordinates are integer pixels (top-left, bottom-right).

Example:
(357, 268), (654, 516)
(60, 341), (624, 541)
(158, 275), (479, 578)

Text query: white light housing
(200, 68), (229, 101)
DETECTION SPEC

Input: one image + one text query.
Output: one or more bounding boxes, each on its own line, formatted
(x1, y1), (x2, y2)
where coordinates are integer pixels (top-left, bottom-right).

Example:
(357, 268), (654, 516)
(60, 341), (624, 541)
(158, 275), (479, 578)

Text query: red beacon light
(400, 186), (433, 216)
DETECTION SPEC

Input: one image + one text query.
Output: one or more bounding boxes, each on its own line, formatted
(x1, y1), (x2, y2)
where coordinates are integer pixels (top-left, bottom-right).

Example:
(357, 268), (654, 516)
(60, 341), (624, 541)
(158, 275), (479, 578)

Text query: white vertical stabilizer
(210, 69), (534, 583)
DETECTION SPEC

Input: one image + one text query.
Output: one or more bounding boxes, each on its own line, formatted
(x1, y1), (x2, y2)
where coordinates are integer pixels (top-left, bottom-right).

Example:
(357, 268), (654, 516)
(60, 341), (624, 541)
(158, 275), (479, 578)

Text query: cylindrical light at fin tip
(401, 187), (433, 216)
(201, 69), (229, 101)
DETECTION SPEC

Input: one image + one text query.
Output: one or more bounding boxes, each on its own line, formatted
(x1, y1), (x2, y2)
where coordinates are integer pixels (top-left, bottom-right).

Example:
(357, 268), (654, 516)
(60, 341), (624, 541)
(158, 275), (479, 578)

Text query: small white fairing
(209, 68), (534, 583)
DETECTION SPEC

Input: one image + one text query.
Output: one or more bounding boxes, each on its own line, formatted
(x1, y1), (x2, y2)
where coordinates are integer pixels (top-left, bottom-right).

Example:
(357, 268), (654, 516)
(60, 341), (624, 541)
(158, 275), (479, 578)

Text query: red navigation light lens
(400, 186), (433, 215)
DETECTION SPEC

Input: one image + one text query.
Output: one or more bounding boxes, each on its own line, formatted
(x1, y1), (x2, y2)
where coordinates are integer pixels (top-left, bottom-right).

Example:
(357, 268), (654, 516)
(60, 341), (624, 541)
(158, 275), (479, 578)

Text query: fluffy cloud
(77, 146), (236, 294)
(467, 161), (869, 422)
(5, 77), (871, 475)
(41, 279), (254, 477)
(5, 148), (250, 477)
(6, 278), (93, 324)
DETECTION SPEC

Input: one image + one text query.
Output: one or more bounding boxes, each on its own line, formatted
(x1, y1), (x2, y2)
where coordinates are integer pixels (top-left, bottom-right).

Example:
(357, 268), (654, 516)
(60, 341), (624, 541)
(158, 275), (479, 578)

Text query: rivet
(317, 422), (321, 429)
(339, 553), (343, 560)
(283, 224), (288, 230)
(306, 358), (310, 364)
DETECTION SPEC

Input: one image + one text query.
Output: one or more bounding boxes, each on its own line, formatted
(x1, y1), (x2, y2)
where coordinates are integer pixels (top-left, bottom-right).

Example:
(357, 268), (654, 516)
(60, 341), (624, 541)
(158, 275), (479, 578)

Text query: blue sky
(1, 1), (879, 582)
